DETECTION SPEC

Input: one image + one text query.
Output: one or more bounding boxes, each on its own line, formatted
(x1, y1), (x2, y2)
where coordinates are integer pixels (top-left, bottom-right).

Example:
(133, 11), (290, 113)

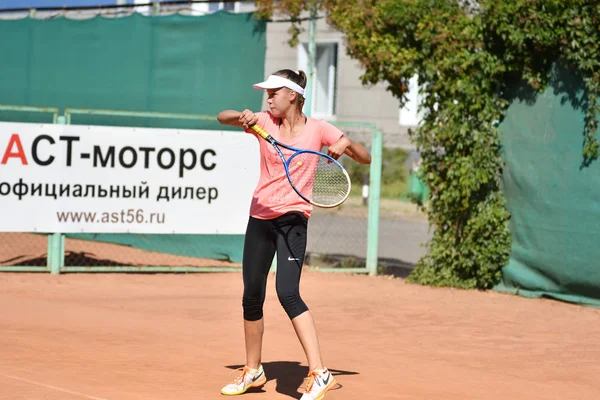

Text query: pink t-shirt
(244, 111), (344, 220)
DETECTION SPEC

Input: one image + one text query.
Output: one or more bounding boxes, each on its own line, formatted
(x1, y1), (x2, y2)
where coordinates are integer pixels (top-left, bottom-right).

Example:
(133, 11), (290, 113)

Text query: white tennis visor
(252, 75), (305, 96)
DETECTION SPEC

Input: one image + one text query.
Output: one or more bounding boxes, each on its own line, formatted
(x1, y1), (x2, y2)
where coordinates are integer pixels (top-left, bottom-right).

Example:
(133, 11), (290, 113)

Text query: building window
(399, 74), (425, 127)
(209, 2), (235, 12)
(134, 1), (249, 15)
(187, 1), (242, 14)
(298, 42), (338, 118)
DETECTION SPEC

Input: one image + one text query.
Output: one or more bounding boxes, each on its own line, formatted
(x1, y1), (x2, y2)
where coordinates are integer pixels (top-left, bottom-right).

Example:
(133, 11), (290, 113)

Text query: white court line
(0, 371), (110, 400)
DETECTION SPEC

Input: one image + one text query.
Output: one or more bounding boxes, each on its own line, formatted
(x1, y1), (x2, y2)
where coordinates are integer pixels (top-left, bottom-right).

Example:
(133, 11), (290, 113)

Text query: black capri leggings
(242, 212), (309, 321)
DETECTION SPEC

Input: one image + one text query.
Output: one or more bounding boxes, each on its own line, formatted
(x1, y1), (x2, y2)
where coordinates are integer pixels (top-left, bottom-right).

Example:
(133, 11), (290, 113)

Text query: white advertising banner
(0, 122), (259, 234)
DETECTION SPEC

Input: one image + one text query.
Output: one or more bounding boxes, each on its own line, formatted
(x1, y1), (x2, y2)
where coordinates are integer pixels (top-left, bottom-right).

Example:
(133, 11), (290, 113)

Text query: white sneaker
(300, 368), (336, 400)
(221, 365), (267, 396)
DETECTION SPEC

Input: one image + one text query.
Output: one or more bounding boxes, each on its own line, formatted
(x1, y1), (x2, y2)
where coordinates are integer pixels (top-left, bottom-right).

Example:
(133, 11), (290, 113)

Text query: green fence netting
(0, 11), (265, 131)
(495, 63), (600, 307)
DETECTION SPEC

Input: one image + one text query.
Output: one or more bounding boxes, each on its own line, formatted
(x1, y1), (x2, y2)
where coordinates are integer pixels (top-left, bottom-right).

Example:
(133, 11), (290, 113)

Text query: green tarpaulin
(495, 63), (600, 307)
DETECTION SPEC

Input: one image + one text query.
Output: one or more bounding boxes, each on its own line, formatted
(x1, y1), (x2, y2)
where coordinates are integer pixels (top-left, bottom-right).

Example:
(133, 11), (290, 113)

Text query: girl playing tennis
(217, 69), (371, 399)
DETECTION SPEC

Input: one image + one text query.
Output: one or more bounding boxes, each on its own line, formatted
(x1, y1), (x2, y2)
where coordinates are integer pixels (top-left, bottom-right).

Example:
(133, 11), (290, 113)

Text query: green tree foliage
(255, 0), (600, 289)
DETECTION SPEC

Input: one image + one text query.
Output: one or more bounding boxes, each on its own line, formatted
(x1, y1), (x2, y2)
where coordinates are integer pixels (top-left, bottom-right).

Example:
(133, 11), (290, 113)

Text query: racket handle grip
(251, 124), (270, 140)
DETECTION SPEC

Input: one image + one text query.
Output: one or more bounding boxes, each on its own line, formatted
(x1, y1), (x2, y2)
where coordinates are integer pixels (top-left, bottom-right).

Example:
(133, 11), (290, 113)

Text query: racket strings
(288, 152), (350, 206)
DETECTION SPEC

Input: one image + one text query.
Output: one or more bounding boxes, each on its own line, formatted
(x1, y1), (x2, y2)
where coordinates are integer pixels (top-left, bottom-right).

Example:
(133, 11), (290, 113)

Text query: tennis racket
(251, 124), (351, 208)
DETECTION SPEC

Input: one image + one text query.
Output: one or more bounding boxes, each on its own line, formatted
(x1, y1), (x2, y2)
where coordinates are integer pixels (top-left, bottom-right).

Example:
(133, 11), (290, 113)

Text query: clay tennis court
(1, 270), (599, 400)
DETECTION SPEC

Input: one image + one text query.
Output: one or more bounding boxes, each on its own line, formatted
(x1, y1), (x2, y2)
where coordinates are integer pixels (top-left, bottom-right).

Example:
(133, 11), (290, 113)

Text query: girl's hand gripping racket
(251, 124), (351, 208)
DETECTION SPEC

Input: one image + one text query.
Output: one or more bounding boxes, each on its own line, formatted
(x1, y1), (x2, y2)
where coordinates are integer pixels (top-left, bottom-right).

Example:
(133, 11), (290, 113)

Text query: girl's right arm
(217, 109), (259, 130)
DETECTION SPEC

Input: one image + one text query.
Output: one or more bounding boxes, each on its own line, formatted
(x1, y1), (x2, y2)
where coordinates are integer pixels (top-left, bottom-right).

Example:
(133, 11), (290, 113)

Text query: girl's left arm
(328, 136), (372, 164)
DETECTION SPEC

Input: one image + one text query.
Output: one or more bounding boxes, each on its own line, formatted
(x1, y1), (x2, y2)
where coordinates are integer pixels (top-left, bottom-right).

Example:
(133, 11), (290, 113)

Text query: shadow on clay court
(2, 251), (132, 267)
(307, 252), (416, 279)
(226, 361), (359, 399)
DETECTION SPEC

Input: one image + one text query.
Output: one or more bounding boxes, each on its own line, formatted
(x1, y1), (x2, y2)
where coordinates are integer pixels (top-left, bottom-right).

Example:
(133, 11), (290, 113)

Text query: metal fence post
(152, 2), (160, 16)
(366, 129), (382, 276)
(47, 115), (66, 274)
(270, 253), (277, 274)
(304, 6), (317, 117)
